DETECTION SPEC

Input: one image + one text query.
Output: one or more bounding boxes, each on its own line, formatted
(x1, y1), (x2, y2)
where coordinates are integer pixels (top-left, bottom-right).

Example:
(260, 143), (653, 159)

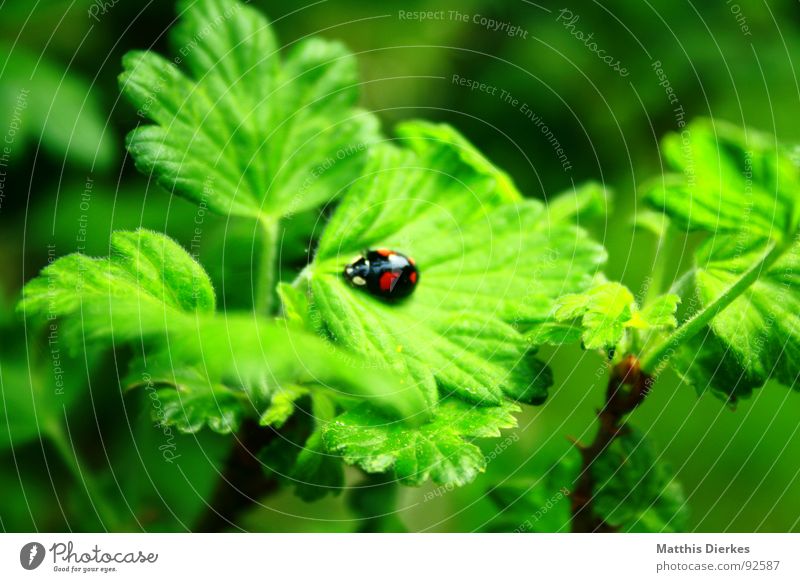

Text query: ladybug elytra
(343, 249), (419, 300)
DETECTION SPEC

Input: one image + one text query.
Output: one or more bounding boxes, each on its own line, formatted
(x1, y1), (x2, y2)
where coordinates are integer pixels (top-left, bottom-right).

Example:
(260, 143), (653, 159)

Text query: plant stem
(47, 421), (125, 531)
(348, 472), (406, 533)
(255, 216), (279, 315)
(194, 419), (281, 532)
(668, 268), (695, 297)
(639, 239), (784, 374)
(571, 355), (652, 532)
(644, 222), (670, 306)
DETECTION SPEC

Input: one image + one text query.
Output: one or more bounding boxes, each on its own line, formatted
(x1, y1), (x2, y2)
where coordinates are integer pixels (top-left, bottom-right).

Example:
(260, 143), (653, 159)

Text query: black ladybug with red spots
(343, 249), (419, 301)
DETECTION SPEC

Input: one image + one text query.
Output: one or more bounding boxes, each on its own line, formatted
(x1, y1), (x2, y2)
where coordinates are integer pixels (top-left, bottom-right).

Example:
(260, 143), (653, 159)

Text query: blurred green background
(1, 0), (799, 532)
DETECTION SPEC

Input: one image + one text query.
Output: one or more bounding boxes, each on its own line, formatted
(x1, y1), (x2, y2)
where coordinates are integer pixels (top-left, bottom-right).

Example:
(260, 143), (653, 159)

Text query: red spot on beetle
(375, 248), (392, 257)
(409, 271), (417, 284)
(379, 271), (399, 291)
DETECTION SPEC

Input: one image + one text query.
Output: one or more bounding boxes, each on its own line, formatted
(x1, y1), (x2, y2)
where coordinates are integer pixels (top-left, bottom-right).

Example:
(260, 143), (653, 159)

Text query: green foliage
(553, 281), (636, 350)
(10, 0), (799, 532)
(0, 346), (87, 450)
(0, 44), (114, 168)
(679, 235), (800, 401)
(18, 229), (215, 343)
(308, 122), (603, 407)
(528, 278), (679, 351)
(642, 119), (800, 401)
(547, 181), (613, 223)
(324, 399), (519, 487)
(259, 385), (310, 428)
(347, 473), (407, 532)
(119, 0), (379, 220)
(483, 461), (575, 533)
(20, 230), (429, 436)
(298, 121), (604, 487)
(290, 392), (344, 502)
(591, 429), (688, 532)
(152, 380), (244, 436)
(644, 118), (799, 241)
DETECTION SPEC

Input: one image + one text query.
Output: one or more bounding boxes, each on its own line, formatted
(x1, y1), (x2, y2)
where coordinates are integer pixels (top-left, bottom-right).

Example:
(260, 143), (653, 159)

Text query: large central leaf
(307, 122), (605, 408)
(300, 122), (605, 487)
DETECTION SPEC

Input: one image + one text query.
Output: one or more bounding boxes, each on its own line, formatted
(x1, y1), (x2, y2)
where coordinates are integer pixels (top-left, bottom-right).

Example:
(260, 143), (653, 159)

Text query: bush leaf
(119, 0), (379, 220)
(307, 121), (605, 406)
(591, 429), (688, 532)
(643, 118), (800, 242)
(323, 399), (519, 487)
(644, 119), (800, 401)
(20, 230), (429, 430)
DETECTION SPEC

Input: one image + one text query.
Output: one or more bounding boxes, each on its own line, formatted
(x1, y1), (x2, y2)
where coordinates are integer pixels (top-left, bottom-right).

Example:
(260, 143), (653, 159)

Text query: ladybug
(343, 249), (419, 300)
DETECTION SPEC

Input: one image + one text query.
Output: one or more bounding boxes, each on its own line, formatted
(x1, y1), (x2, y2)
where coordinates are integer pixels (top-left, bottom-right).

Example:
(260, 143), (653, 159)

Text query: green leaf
(323, 398), (519, 487)
(591, 428), (688, 532)
(642, 120), (800, 400)
(553, 281), (635, 349)
(547, 181), (613, 223)
(276, 282), (313, 330)
(531, 279), (679, 350)
(0, 44), (115, 168)
(259, 385), (310, 428)
(347, 473), (406, 532)
(676, 234), (800, 401)
(290, 392), (344, 501)
(307, 121), (604, 406)
(632, 209), (671, 239)
(637, 294), (681, 329)
(153, 379), (243, 436)
(291, 430), (344, 502)
(0, 316), (92, 451)
(18, 229), (215, 343)
(643, 118), (800, 242)
(483, 453), (577, 532)
(119, 0), (379, 219)
(139, 315), (430, 423)
(676, 330), (764, 403)
(107, 402), (231, 531)
(21, 230), (429, 427)
(485, 481), (572, 533)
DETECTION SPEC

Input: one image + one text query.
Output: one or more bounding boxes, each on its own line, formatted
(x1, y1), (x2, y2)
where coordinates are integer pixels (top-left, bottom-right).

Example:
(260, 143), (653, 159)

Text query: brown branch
(194, 419), (281, 532)
(570, 354), (653, 532)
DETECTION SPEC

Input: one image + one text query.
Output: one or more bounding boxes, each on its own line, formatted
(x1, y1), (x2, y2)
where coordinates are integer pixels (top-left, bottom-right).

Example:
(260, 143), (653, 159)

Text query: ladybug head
(343, 255), (370, 287)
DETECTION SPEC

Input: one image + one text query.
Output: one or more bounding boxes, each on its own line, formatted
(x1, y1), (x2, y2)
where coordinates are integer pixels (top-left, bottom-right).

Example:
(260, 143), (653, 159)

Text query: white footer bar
(1, 534), (797, 581)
